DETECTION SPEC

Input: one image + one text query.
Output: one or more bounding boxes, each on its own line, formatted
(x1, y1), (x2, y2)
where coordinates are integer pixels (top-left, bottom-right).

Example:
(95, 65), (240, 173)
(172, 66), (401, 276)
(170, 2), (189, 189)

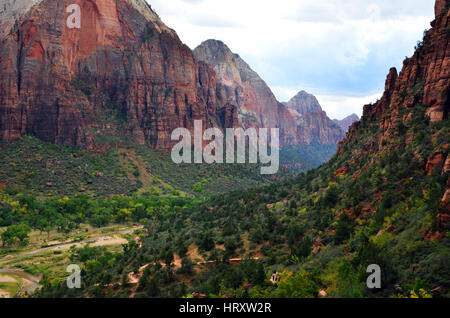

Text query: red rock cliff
(338, 0), (449, 227)
(0, 0), (238, 151)
(340, 1), (449, 153)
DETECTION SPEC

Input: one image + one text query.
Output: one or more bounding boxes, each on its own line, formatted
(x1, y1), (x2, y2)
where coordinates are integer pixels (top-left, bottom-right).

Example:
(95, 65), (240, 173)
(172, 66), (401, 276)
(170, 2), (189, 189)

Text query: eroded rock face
(0, 0), (44, 40)
(435, 0), (448, 17)
(0, 0), (238, 151)
(193, 39), (298, 146)
(426, 151), (448, 174)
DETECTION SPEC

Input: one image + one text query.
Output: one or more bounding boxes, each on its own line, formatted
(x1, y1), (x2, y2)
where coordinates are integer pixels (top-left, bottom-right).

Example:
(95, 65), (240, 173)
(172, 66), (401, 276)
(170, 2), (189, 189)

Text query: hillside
(0, 135), (272, 198)
(33, 0), (449, 299)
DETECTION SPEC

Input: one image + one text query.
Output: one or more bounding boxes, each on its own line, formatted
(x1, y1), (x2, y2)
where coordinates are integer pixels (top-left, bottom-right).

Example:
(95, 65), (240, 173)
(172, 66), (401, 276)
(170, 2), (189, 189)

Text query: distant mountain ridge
(333, 114), (360, 132)
(284, 90), (346, 145)
(194, 40), (346, 146)
(285, 91), (322, 115)
(193, 40), (298, 146)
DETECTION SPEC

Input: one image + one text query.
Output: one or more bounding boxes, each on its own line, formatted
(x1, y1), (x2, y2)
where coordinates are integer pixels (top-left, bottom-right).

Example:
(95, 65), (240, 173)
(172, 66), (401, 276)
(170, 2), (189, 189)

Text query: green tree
(1, 223), (31, 246)
(334, 212), (355, 244)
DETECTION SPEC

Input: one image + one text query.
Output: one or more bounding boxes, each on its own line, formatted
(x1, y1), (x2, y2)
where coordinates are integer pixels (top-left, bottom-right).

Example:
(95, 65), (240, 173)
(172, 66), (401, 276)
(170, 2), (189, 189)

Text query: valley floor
(0, 224), (141, 298)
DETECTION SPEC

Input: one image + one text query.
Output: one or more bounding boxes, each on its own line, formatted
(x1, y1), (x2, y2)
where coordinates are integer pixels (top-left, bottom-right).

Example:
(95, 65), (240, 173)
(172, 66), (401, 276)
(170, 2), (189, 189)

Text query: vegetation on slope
(0, 136), (335, 199)
(32, 105), (449, 299)
(0, 136), (267, 198)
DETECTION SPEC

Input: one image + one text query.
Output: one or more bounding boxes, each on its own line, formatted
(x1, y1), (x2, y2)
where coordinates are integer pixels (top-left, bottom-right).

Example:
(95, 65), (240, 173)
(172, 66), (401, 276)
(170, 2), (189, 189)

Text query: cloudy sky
(147, 0), (435, 119)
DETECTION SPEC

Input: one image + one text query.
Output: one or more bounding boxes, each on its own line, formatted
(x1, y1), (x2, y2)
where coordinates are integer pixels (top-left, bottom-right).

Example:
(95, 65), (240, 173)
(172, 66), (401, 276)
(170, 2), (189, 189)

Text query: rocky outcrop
(193, 40), (298, 146)
(286, 91), (346, 145)
(426, 151), (448, 174)
(0, 0), (44, 40)
(333, 114), (360, 133)
(435, 0), (448, 17)
(338, 1), (449, 228)
(294, 110), (346, 146)
(0, 0), (238, 151)
(340, 4), (449, 153)
(438, 154), (450, 226)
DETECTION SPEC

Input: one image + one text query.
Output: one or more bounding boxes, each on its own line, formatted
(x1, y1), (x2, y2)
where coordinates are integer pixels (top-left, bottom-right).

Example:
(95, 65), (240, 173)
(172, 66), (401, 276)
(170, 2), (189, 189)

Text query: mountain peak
(127, 0), (176, 36)
(286, 90), (323, 115)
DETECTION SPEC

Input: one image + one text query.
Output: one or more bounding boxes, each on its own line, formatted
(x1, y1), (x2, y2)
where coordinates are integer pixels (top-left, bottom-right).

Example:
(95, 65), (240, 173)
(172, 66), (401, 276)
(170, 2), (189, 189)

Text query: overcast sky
(147, 0), (435, 119)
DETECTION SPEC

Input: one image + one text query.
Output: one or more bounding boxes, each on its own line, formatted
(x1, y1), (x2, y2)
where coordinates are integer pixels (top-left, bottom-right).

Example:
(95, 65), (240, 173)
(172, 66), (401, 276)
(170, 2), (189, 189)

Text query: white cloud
(147, 0), (435, 119)
(316, 93), (382, 120)
(272, 85), (381, 120)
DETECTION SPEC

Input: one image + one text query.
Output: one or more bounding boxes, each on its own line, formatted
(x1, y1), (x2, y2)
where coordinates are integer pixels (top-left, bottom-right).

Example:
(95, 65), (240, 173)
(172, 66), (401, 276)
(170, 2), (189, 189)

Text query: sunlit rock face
(0, 0), (238, 151)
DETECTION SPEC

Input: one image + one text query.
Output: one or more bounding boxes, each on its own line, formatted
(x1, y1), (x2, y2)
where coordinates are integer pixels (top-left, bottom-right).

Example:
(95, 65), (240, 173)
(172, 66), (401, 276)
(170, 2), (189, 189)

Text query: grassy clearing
(0, 274), (23, 297)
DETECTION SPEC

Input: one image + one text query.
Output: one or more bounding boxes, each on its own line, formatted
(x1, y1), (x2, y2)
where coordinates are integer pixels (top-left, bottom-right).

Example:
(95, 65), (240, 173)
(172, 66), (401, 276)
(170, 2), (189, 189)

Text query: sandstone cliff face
(286, 91), (346, 145)
(341, 2), (449, 152)
(0, 0), (238, 151)
(193, 40), (298, 146)
(339, 1), (449, 226)
(0, 0), (44, 40)
(333, 114), (360, 133)
(294, 111), (346, 146)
